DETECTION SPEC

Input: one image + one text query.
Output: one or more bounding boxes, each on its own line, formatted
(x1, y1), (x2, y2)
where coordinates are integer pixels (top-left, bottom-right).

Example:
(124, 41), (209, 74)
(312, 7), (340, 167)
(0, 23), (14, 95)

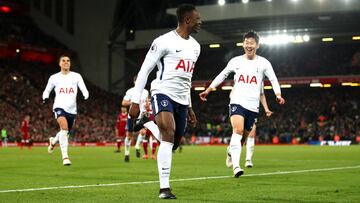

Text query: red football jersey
(116, 112), (128, 137)
(21, 120), (30, 139)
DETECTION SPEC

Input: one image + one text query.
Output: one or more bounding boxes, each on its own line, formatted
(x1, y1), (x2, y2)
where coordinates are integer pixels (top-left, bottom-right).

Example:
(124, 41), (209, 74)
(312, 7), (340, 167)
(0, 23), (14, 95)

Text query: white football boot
(233, 167), (244, 178)
(48, 137), (55, 154)
(225, 146), (233, 168)
(63, 158), (71, 166)
(245, 160), (253, 168)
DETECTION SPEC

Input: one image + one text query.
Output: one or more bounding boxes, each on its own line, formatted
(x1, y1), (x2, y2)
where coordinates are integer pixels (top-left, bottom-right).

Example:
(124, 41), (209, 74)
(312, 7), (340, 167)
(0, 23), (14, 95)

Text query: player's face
(243, 38), (259, 59)
(187, 10), (202, 34)
(121, 107), (127, 113)
(59, 56), (71, 71)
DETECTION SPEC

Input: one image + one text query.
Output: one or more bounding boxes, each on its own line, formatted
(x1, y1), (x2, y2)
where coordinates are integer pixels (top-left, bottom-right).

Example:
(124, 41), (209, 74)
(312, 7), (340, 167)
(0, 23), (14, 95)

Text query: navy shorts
(126, 117), (134, 132)
(229, 104), (258, 132)
(54, 108), (76, 130)
(151, 94), (188, 149)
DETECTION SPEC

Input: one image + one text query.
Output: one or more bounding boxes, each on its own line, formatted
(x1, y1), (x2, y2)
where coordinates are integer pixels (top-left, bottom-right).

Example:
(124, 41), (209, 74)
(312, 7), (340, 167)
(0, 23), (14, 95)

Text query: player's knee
(159, 128), (175, 143)
(233, 128), (244, 135)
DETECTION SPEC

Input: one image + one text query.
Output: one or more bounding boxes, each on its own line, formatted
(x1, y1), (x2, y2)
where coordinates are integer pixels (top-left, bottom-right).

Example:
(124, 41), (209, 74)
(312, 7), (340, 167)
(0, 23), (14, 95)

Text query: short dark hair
(58, 54), (71, 62)
(176, 4), (196, 23)
(243, 30), (260, 44)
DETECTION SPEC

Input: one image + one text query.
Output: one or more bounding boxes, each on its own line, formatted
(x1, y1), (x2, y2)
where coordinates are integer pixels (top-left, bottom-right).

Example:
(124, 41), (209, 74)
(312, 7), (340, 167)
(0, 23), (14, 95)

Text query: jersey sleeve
(263, 59), (281, 95)
(209, 58), (236, 89)
(132, 37), (166, 104)
(42, 75), (55, 100)
(260, 82), (264, 94)
(123, 88), (133, 102)
(77, 74), (89, 99)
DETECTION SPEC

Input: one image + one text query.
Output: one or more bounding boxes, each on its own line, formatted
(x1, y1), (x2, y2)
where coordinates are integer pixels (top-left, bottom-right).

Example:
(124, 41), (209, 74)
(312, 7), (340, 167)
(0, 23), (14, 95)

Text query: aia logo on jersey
(237, 74), (257, 84)
(175, 59), (195, 73)
(59, 87), (75, 94)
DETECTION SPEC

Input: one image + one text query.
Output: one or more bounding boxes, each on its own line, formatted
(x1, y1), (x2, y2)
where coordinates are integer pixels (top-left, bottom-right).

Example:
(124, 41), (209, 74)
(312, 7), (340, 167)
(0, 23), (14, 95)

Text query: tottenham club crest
(231, 106), (237, 112)
(160, 100), (169, 107)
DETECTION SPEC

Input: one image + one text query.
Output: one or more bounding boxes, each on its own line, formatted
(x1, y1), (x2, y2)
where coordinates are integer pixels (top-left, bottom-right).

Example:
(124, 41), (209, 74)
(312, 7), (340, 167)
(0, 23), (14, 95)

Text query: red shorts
(117, 129), (126, 137)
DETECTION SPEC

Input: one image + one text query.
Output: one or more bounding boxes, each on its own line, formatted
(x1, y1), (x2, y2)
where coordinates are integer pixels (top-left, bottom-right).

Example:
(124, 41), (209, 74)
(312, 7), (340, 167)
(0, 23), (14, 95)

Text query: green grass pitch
(0, 145), (359, 202)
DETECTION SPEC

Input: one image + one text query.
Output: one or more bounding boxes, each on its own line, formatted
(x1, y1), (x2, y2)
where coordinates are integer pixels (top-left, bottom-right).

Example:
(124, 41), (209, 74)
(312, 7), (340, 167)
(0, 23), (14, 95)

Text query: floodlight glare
(218, 0), (225, 6)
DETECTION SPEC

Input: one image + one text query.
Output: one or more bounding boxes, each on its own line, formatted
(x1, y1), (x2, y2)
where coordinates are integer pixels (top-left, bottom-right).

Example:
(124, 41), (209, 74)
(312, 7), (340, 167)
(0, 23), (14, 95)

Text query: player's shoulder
(256, 55), (272, 65)
(189, 35), (200, 47)
(69, 71), (82, 77)
(49, 72), (61, 80)
(153, 30), (174, 43)
(228, 55), (243, 64)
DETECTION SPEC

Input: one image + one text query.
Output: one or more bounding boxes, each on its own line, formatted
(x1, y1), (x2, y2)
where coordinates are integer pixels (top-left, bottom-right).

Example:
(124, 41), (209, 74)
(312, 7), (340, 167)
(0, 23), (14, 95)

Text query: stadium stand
(0, 6), (119, 143)
(1, 1), (359, 145)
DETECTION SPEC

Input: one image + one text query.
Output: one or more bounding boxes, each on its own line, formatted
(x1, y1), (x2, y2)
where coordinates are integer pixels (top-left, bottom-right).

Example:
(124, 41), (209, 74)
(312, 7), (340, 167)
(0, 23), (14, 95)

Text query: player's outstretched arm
(199, 87), (212, 101)
(78, 74), (89, 100)
(260, 93), (273, 117)
(42, 76), (55, 102)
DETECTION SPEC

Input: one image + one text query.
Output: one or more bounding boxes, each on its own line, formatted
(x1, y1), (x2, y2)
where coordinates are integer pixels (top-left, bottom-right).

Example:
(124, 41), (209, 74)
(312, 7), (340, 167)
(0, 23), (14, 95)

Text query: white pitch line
(0, 165), (359, 194)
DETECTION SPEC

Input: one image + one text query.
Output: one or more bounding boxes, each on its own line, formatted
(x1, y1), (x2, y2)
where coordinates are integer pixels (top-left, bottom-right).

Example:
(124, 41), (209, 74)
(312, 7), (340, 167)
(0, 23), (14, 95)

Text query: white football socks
(58, 130), (69, 159)
(135, 133), (144, 150)
(157, 141), (173, 189)
(246, 137), (255, 161)
(230, 133), (242, 171)
(52, 131), (60, 145)
(144, 121), (161, 141)
(124, 136), (131, 156)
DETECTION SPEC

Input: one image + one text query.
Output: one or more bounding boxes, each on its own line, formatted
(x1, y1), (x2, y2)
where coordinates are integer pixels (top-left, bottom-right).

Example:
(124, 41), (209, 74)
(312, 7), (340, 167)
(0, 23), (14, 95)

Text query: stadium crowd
(191, 86), (360, 144)
(0, 59), (119, 143)
(1, 6), (359, 145)
(193, 43), (360, 80)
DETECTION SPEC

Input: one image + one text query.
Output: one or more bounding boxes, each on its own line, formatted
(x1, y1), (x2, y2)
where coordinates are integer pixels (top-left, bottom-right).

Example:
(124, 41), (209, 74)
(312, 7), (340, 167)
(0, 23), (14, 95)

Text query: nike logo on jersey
(176, 50), (182, 52)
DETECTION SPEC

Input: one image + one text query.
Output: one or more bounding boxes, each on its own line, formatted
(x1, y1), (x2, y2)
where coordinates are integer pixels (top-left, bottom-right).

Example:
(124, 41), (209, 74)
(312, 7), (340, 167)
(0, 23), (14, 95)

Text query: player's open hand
(129, 103), (140, 118)
(199, 90), (209, 102)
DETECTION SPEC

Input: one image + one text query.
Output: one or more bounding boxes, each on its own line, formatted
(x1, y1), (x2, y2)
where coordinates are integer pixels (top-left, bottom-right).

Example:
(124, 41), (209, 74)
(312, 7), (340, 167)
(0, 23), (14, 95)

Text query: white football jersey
(210, 55), (281, 113)
(132, 30), (201, 106)
(123, 87), (149, 115)
(42, 71), (89, 114)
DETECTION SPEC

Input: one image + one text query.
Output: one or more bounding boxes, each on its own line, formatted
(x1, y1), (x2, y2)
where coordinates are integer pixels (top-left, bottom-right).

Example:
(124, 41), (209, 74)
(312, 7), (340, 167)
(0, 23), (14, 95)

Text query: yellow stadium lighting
(341, 82), (352, 86)
(221, 86), (233, 90)
(322, 37), (333, 42)
(194, 87), (205, 91)
(209, 44), (221, 48)
(280, 84), (292, 88)
(322, 84), (331, 88)
(264, 86), (272, 90)
(350, 83), (360, 87)
(352, 36), (360, 40)
(236, 42), (243, 47)
(310, 83), (323, 87)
